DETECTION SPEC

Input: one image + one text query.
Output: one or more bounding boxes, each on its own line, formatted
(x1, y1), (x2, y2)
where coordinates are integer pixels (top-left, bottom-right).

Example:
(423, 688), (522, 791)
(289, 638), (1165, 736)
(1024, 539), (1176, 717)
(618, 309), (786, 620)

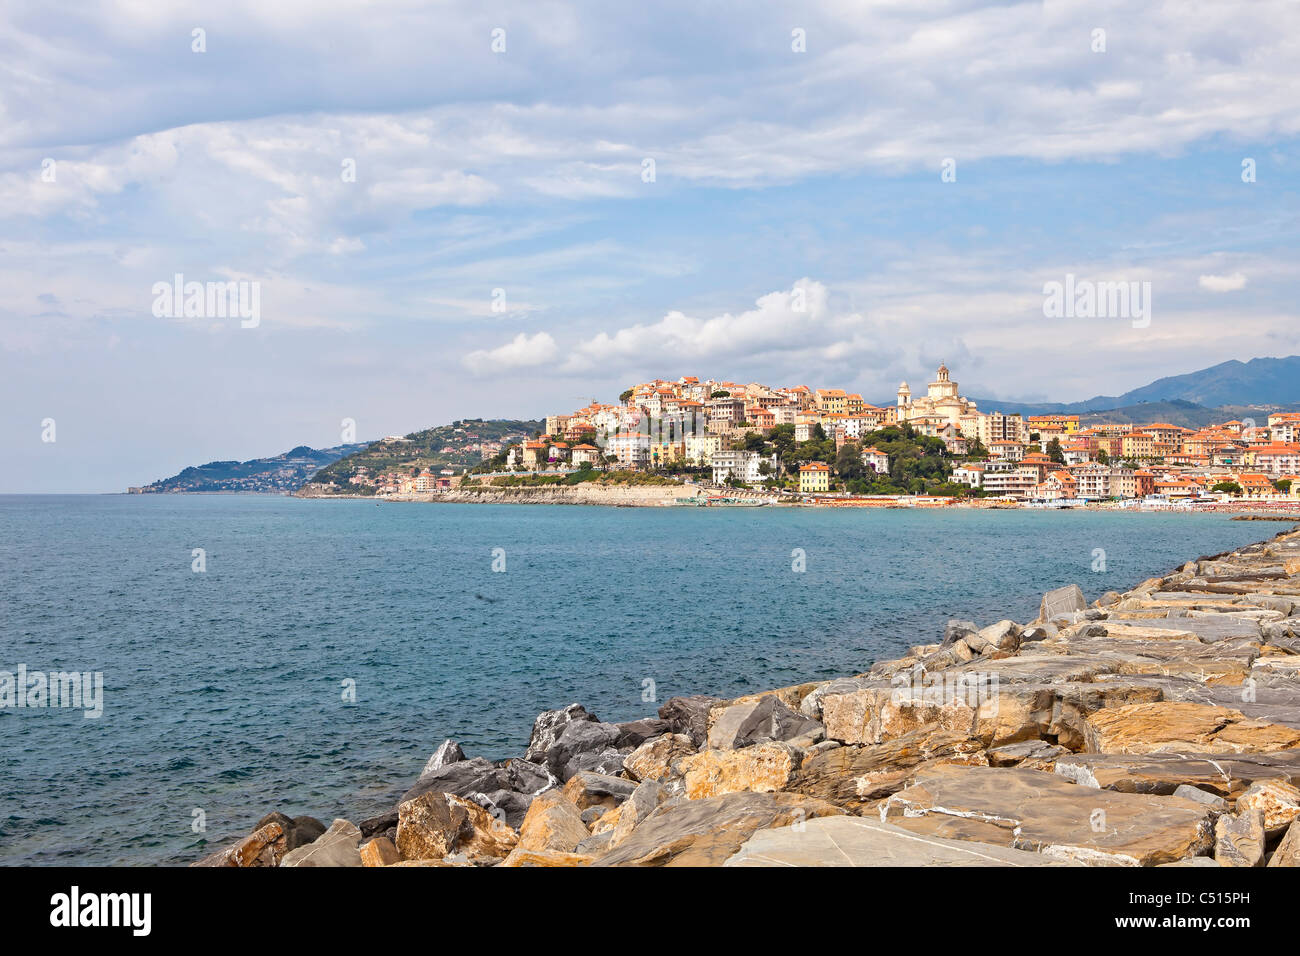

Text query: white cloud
(463, 330), (558, 374)
(1199, 272), (1248, 292)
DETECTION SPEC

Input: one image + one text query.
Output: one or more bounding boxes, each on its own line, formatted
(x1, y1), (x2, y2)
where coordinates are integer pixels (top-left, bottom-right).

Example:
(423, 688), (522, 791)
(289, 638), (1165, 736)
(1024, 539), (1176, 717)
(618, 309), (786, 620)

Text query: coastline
(296, 481), (1300, 515)
(196, 520), (1300, 868)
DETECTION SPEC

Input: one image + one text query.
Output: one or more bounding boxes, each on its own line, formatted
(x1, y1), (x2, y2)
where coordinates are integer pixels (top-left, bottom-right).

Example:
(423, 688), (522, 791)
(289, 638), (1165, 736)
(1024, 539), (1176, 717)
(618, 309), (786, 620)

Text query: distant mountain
(962, 355), (1300, 418)
(133, 443), (368, 494)
(1110, 356), (1300, 408)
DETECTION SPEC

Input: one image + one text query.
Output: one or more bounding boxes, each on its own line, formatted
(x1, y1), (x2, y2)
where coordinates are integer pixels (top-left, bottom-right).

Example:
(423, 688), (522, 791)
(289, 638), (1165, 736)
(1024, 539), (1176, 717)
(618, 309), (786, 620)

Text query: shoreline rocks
(196, 524), (1300, 868)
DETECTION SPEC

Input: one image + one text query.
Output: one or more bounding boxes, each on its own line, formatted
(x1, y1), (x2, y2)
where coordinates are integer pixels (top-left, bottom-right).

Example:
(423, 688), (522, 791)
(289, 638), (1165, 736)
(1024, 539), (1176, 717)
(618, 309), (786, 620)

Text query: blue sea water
(0, 494), (1278, 865)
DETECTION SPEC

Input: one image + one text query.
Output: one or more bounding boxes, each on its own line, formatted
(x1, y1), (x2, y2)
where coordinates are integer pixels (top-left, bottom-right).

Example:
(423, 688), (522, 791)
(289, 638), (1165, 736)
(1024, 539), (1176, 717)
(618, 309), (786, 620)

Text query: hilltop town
(305, 364), (1300, 509)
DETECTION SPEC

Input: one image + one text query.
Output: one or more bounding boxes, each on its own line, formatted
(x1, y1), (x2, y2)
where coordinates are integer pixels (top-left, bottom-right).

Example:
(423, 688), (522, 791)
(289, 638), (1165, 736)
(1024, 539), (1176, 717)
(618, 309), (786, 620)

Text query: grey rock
(941, 620), (979, 647)
(401, 756), (505, 804)
(575, 829), (615, 856)
(614, 718), (673, 749)
(357, 810), (397, 841)
(1173, 785), (1230, 813)
(657, 695), (722, 748)
(707, 695), (823, 751)
(524, 704), (597, 763)
(1039, 584), (1087, 623)
(546, 720), (624, 780)
(500, 758), (558, 797)
(421, 739), (466, 776)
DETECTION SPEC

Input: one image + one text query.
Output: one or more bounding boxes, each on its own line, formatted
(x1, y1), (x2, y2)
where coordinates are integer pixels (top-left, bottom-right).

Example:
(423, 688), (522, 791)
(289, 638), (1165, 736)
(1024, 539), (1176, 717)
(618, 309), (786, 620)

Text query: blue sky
(3, 0), (1299, 492)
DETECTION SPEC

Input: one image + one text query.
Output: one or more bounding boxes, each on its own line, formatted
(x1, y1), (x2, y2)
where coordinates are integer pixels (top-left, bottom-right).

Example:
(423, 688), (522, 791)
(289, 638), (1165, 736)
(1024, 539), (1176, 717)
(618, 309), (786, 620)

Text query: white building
(712, 450), (777, 485)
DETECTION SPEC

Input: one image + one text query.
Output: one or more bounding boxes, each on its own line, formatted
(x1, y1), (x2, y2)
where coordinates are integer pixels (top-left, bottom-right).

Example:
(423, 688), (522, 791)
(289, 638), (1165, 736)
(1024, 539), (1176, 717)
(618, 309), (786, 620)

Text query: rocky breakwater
(196, 526), (1300, 867)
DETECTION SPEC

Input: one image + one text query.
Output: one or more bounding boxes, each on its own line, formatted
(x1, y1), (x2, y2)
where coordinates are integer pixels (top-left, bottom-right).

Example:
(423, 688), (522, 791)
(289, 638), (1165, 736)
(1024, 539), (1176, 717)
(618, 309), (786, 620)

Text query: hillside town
(444, 363), (1299, 507)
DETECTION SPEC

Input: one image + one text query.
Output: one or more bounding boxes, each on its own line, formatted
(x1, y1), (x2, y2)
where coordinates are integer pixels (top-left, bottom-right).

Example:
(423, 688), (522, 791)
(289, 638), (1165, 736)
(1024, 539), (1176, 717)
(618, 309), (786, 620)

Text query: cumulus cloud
(463, 330), (558, 374)
(1199, 272), (1248, 292)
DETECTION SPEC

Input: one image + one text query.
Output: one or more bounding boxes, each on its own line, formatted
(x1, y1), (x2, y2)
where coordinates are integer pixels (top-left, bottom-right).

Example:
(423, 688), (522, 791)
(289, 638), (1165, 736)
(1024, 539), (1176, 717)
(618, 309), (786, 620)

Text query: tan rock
(1214, 810), (1265, 867)
(725, 816), (1060, 867)
(395, 791), (518, 862)
(883, 765), (1215, 866)
(499, 848), (593, 867)
(821, 686), (976, 746)
(359, 836), (401, 867)
(680, 742), (802, 799)
(1055, 750), (1300, 798)
(1235, 780), (1300, 835)
(195, 820), (286, 868)
(592, 791), (846, 866)
(623, 733), (695, 782)
(792, 728), (986, 810)
(1084, 702), (1300, 755)
(1268, 819), (1300, 867)
(516, 790), (589, 853)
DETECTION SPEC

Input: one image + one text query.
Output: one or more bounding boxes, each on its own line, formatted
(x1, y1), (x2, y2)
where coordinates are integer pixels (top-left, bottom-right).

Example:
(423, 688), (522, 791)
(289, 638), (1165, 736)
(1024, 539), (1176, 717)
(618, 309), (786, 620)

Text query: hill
(308, 419), (543, 491)
(134, 443), (368, 494)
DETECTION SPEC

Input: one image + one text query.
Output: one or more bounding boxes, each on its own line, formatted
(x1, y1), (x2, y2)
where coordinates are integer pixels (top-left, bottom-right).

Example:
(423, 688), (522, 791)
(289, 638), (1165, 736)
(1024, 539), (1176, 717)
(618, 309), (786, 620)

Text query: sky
(2, 0), (1299, 493)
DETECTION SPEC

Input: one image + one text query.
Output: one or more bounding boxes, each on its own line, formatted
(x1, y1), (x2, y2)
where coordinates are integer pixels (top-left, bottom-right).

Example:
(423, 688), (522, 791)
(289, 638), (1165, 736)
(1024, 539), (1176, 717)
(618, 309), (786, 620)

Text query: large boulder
(401, 756), (507, 804)
(1055, 750), (1300, 798)
(543, 720), (625, 780)
(525, 704), (598, 763)
(679, 742), (803, 799)
(516, 790), (589, 854)
(359, 836), (401, 867)
(725, 816), (1064, 867)
(1038, 584), (1087, 624)
(421, 739), (466, 775)
(791, 728), (986, 810)
(591, 791), (846, 866)
(623, 733), (696, 783)
(279, 818), (363, 867)
(1214, 810), (1265, 867)
(706, 695), (823, 751)
(658, 695), (723, 747)
(883, 765), (1215, 866)
(395, 791), (518, 862)
(1235, 780), (1300, 835)
(1083, 702), (1300, 755)
(614, 718), (673, 749)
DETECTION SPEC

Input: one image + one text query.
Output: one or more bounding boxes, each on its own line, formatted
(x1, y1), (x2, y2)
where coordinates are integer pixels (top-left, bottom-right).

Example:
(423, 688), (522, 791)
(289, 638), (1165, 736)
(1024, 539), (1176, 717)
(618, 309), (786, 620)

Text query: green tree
(1046, 438), (1065, 464)
(1211, 481), (1243, 496)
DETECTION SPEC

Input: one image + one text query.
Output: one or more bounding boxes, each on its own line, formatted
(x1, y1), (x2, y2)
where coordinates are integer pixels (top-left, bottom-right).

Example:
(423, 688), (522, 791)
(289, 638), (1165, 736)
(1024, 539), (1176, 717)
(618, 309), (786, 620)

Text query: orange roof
(800, 462), (831, 472)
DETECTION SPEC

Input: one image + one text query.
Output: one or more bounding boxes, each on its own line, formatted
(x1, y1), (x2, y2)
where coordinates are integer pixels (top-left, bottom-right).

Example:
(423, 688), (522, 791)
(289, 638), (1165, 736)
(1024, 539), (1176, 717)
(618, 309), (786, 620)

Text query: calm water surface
(0, 494), (1275, 864)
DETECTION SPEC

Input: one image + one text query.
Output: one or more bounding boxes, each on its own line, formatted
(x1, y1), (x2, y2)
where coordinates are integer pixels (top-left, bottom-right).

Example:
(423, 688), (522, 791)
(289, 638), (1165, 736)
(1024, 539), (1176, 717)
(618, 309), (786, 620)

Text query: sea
(0, 494), (1277, 864)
